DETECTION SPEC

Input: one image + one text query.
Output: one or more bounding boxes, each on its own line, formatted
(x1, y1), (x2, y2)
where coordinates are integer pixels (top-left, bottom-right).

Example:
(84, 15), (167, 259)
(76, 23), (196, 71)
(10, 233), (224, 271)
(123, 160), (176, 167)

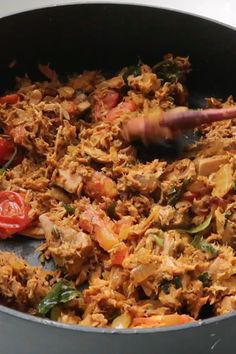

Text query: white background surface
(0, 0), (236, 27)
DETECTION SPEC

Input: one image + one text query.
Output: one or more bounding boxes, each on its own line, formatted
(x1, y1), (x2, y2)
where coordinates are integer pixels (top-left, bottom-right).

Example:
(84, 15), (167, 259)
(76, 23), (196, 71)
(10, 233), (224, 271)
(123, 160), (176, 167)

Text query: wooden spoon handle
(160, 107), (236, 130)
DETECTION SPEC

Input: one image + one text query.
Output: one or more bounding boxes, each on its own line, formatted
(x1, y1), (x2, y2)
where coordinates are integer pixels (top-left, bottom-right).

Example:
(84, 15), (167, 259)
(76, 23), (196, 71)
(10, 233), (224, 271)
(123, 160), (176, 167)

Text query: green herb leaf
(192, 235), (219, 257)
(63, 203), (75, 215)
(38, 280), (81, 316)
(152, 60), (185, 83)
(179, 214), (212, 234)
(153, 234), (164, 247)
(122, 65), (141, 84)
(167, 187), (177, 196)
(167, 187), (182, 206)
(167, 179), (189, 206)
(172, 276), (182, 289)
(198, 272), (211, 287)
(107, 201), (117, 219)
(160, 277), (182, 294)
(161, 280), (170, 294)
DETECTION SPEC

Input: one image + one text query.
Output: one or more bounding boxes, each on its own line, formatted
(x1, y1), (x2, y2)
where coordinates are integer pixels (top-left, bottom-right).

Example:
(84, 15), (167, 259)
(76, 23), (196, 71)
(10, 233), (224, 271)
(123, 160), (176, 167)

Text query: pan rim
(0, 1), (236, 334)
(0, 1), (236, 32)
(1, 304), (236, 334)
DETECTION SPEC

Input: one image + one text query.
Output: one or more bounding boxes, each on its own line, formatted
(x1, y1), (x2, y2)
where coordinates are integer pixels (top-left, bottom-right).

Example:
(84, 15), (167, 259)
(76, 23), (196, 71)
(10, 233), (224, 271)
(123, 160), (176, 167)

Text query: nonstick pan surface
(0, 3), (236, 354)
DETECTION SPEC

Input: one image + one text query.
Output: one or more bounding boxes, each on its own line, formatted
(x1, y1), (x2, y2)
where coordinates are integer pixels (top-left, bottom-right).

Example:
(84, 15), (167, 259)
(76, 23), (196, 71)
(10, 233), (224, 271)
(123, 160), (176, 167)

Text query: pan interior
(0, 3), (236, 332)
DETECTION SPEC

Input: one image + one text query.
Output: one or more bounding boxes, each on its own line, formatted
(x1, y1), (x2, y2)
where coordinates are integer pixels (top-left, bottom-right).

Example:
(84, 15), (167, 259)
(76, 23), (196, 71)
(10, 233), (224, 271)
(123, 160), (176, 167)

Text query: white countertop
(0, 0), (236, 28)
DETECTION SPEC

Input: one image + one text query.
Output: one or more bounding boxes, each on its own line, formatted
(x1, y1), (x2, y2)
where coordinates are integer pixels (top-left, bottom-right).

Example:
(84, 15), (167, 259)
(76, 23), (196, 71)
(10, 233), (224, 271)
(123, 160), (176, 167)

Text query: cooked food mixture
(0, 54), (236, 329)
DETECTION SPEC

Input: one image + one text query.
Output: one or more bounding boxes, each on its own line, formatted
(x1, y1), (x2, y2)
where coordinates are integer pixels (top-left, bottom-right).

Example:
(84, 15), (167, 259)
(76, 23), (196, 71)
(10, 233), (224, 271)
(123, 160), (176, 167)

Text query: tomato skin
(0, 137), (22, 166)
(93, 90), (120, 121)
(84, 172), (118, 201)
(0, 138), (14, 165)
(79, 206), (119, 251)
(111, 243), (128, 266)
(106, 99), (137, 122)
(132, 314), (194, 328)
(0, 94), (19, 105)
(0, 191), (31, 239)
(102, 91), (120, 110)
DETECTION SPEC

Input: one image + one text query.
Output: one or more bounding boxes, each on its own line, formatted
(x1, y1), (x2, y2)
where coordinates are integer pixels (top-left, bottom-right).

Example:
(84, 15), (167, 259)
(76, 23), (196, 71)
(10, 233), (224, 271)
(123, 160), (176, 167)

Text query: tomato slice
(0, 191), (31, 239)
(0, 94), (19, 105)
(0, 138), (15, 165)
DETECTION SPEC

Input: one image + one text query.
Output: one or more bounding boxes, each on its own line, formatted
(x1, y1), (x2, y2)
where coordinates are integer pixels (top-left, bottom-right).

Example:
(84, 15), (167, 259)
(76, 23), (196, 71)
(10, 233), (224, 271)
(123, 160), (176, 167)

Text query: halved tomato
(0, 191), (31, 239)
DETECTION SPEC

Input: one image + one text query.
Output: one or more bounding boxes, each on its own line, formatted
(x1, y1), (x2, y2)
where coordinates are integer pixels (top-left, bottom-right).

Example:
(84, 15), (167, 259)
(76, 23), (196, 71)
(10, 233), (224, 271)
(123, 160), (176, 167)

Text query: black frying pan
(0, 3), (236, 354)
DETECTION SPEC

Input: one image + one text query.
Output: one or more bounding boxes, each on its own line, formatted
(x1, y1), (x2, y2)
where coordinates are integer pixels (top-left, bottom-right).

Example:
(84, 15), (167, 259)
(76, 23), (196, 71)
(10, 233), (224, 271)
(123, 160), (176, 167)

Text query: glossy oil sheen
(0, 3), (236, 354)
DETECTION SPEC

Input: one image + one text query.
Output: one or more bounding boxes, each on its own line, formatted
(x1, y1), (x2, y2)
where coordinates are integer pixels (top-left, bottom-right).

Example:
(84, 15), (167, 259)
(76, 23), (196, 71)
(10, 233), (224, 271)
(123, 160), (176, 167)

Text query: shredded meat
(0, 252), (55, 313)
(39, 214), (93, 277)
(0, 55), (236, 329)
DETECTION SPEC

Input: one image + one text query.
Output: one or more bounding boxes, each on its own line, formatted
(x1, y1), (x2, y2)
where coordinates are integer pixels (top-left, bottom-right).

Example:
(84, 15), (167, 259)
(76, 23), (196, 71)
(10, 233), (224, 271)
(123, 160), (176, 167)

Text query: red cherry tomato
(0, 94), (19, 105)
(0, 138), (15, 165)
(0, 191), (31, 239)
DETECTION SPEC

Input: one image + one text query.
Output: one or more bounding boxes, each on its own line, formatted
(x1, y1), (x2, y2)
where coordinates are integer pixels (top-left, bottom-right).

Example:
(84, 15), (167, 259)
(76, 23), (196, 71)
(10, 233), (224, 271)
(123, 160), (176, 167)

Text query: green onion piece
(167, 179), (189, 206)
(122, 65), (141, 84)
(63, 203), (75, 215)
(153, 234), (164, 247)
(167, 187), (182, 206)
(172, 276), (182, 289)
(152, 60), (185, 83)
(160, 277), (182, 294)
(38, 280), (81, 316)
(198, 272), (211, 287)
(192, 235), (219, 257)
(179, 214), (212, 234)
(161, 280), (170, 294)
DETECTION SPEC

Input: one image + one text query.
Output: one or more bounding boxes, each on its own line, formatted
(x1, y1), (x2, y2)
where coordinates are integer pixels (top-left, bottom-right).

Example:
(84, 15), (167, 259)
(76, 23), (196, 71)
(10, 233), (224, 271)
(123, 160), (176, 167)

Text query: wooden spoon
(123, 107), (236, 145)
